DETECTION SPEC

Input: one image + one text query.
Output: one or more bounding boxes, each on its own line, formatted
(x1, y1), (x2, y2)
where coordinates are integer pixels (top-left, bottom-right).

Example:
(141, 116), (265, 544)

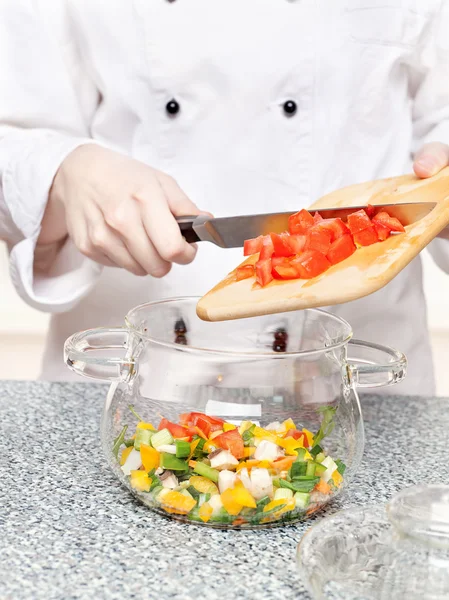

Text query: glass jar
(64, 297), (406, 528)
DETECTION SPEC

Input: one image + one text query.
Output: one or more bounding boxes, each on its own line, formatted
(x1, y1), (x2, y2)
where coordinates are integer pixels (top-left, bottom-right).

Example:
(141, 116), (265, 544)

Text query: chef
(0, 0), (448, 393)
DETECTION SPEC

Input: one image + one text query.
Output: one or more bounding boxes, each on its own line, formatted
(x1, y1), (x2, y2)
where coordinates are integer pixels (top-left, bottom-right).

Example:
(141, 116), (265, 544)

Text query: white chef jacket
(1, 0), (449, 395)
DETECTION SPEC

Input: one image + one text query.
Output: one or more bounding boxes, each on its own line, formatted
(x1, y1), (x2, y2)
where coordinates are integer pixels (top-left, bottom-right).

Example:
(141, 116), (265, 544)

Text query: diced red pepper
(288, 209), (315, 235)
(291, 250), (331, 279)
(353, 226), (379, 247)
(270, 233), (295, 257)
(236, 265), (255, 281)
(285, 429), (308, 444)
(347, 209), (372, 235)
(159, 418), (194, 440)
(255, 259), (273, 286)
(285, 234), (306, 255)
(304, 227), (332, 255)
(259, 235), (275, 260)
(372, 212), (405, 232)
(373, 221), (390, 241)
(213, 429), (245, 459)
(327, 234), (356, 265)
(316, 218), (350, 241)
(313, 212), (324, 224)
(180, 413), (225, 430)
(243, 236), (263, 256)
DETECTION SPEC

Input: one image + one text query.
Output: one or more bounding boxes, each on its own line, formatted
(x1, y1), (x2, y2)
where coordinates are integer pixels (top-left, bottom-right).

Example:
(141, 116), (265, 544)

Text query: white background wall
(1, 243), (449, 393)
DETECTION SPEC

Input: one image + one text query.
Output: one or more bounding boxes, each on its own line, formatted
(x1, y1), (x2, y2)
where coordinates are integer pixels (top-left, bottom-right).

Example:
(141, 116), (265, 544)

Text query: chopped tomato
(353, 226), (379, 247)
(179, 412), (225, 438)
(159, 418), (194, 440)
(373, 221), (390, 241)
(236, 265), (254, 281)
(313, 212), (324, 224)
(255, 259), (273, 286)
(372, 212), (406, 232)
(347, 209), (372, 235)
(259, 235), (275, 260)
(305, 227), (332, 255)
(327, 234), (356, 265)
(270, 233), (295, 257)
(273, 262), (300, 279)
(365, 204), (376, 218)
(243, 235), (263, 256)
(291, 250), (331, 279)
(285, 429), (308, 444)
(213, 429), (245, 459)
(288, 209), (314, 235)
(286, 234), (306, 255)
(317, 218), (350, 241)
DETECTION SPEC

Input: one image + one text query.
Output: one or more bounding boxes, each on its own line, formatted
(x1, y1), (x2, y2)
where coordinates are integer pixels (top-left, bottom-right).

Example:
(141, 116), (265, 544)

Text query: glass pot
(64, 297), (406, 529)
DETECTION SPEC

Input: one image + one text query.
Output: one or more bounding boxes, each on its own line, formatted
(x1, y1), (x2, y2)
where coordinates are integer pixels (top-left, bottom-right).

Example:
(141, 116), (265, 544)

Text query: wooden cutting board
(197, 168), (449, 322)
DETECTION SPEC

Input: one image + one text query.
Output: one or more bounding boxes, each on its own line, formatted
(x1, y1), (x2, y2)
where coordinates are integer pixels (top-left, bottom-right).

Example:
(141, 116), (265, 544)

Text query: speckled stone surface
(1, 381), (448, 600)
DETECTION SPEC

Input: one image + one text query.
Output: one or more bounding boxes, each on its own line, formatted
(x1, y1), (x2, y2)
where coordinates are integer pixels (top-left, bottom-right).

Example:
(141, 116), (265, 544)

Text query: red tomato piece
(243, 235), (263, 256)
(236, 265), (255, 281)
(285, 429), (307, 442)
(255, 259), (274, 286)
(347, 209), (372, 235)
(270, 233), (295, 257)
(288, 209), (314, 235)
(259, 235), (275, 260)
(305, 227), (332, 255)
(365, 204), (376, 218)
(317, 218), (350, 241)
(180, 412), (225, 430)
(291, 250), (331, 279)
(353, 226), (379, 247)
(372, 212), (405, 232)
(273, 263), (300, 279)
(373, 221), (390, 241)
(159, 418), (194, 440)
(313, 212), (324, 224)
(327, 234), (356, 265)
(285, 234), (306, 255)
(213, 429), (245, 459)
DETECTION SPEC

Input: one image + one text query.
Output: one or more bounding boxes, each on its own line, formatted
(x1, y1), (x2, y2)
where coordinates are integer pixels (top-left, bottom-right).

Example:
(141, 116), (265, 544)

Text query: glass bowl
(297, 484), (449, 599)
(64, 297), (406, 528)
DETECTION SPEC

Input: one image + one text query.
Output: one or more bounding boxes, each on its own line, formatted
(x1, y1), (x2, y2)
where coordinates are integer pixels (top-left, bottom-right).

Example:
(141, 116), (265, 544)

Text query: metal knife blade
(177, 202), (437, 248)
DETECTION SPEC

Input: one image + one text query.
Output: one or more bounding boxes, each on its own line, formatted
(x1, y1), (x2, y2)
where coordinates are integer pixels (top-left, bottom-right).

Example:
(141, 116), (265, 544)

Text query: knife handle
(176, 216), (201, 243)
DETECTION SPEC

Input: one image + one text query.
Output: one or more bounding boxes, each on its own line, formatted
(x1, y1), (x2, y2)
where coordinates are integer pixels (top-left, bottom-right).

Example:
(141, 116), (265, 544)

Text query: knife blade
(177, 202), (437, 248)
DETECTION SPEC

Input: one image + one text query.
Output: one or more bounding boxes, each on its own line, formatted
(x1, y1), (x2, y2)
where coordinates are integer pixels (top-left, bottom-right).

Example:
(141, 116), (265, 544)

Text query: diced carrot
(232, 517), (247, 527)
(271, 456), (295, 471)
(314, 480), (332, 495)
(189, 460), (197, 468)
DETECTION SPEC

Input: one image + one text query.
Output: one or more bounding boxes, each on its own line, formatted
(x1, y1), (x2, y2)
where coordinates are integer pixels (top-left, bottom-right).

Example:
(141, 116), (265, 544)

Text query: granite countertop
(1, 381), (449, 600)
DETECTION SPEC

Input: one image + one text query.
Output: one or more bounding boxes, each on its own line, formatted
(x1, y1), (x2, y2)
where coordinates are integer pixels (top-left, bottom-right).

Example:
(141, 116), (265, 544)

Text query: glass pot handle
(347, 339), (407, 388)
(64, 327), (135, 382)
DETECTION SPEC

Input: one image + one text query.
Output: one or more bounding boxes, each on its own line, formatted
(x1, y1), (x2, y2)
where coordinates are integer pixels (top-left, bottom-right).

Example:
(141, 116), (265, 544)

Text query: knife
(176, 202), (437, 248)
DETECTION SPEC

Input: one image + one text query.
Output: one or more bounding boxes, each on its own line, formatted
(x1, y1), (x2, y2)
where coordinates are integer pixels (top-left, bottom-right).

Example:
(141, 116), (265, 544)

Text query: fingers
(134, 178), (198, 266)
(413, 142), (449, 179)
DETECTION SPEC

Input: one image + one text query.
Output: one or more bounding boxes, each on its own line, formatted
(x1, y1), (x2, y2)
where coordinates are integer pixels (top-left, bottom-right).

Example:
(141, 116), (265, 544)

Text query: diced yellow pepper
(304, 450), (313, 461)
(203, 440), (216, 453)
(130, 470), (152, 492)
(223, 423), (237, 432)
(262, 497), (295, 522)
(160, 490), (196, 514)
(277, 436), (304, 455)
(302, 428), (314, 448)
(263, 498), (289, 513)
(282, 418), (296, 431)
(253, 427), (278, 445)
(242, 446), (256, 458)
(220, 488), (243, 516)
(137, 421), (156, 431)
(187, 438), (201, 461)
(238, 420), (254, 435)
(120, 445), (134, 466)
(198, 502), (213, 523)
(332, 470), (343, 487)
(189, 475), (219, 495)
(257, 460), (272, 469)
(140, 444), (160, 471)
(230, 481), (256, 508)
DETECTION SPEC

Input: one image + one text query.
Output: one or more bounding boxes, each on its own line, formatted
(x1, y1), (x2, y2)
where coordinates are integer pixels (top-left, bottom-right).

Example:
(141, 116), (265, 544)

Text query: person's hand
(413, 142), (449, 179)
(38, 144), (204, 277)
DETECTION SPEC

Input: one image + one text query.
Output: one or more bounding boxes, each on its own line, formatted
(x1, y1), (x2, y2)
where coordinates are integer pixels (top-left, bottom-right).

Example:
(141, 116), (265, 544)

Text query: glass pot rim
(124, 296), (353, 359)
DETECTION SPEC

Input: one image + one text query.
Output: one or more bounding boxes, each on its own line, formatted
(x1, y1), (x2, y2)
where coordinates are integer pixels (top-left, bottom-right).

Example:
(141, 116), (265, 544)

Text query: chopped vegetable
(116, 409), (346, 526)
(236, 265), (255, 281)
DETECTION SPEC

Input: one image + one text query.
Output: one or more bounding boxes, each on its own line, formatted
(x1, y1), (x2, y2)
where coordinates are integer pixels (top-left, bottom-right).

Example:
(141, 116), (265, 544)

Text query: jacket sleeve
(0, 0), (103, 312)
(410, 3), (449, 273)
